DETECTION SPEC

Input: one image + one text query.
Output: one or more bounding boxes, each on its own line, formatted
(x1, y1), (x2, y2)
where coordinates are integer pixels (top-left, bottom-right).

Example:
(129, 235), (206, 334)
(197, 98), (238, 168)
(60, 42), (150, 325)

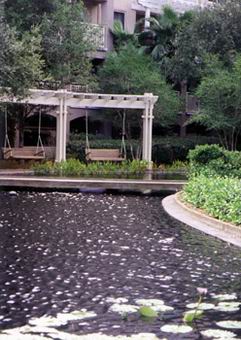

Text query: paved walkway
(162, 193), (241, 248)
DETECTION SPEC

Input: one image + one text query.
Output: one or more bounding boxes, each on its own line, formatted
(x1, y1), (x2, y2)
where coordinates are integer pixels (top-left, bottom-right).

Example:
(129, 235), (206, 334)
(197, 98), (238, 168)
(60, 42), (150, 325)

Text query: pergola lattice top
(2, 89), (158, 109)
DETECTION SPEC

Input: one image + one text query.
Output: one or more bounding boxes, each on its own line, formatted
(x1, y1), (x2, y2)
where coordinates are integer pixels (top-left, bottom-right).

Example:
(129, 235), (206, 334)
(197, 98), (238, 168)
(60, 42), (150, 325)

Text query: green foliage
(68, 133), (218, 164)
(183, 310), (203, 323)
(98, 44), (180, 130)
(189, 0), (241, 65)
(5, 0), (56, 32)
(138, 6), (200, 90)
(41, 1), (96, 87)
(138, 306), (158, 318)
(166, 24), (203, 88)
(112, 20), (137, 49)
(163, 160), (188, 172)
(183, 175), (241, 225)
(188, 145), (241, 178)
(32, 159), (148, 178)
(67, 136), (140, 162)
(188, 144), (226, 165)
(152, 136), (219, 164)
(0, 25), (46, 98)
(192, 55), (241, 150)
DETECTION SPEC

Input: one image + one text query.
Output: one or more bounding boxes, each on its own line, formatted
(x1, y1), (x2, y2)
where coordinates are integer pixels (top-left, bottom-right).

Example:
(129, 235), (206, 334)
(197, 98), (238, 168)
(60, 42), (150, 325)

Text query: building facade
(84, 0), (216, 59)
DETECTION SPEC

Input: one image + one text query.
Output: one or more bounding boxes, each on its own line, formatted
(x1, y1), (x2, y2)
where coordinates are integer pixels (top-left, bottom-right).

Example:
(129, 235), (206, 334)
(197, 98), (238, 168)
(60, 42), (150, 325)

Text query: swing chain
(36, 106), (45, 156)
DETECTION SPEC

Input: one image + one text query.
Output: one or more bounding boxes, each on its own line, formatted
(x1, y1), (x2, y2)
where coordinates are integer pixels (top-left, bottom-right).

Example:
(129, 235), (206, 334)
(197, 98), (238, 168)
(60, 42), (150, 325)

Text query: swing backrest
(85, 148), (125, 162)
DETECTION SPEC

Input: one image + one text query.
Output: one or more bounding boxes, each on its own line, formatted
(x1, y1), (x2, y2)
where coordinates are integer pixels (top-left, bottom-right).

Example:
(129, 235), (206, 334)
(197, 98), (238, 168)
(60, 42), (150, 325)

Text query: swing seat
(85, 149), (125, 162)
(2, 147), (45, 160)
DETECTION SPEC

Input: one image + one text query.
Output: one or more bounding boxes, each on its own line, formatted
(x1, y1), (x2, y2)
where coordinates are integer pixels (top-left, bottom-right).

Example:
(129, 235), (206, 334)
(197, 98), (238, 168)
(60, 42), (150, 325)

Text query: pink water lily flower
(197, 287), (208, 295)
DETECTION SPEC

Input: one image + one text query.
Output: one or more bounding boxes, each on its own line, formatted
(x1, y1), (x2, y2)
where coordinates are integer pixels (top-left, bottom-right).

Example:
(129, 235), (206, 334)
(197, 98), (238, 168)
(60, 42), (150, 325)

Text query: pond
(0, 191), (240, 340)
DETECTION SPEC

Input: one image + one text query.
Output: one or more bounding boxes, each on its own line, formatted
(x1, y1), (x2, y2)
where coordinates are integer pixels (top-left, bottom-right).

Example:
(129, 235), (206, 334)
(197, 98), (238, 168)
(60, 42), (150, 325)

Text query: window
(114, 11), (125, 29)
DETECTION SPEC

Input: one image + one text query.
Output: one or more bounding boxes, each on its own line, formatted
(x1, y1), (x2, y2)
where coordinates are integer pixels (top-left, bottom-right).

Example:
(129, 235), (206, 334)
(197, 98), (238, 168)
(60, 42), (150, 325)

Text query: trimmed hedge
(188, 144), (241, 178)
(67, 134), (219, 164)
(183, 175), (241, 226)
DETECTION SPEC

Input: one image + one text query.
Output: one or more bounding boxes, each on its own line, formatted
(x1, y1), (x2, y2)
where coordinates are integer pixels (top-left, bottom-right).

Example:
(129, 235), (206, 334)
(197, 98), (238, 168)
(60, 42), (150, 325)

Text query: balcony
(83, 23), (107, 52)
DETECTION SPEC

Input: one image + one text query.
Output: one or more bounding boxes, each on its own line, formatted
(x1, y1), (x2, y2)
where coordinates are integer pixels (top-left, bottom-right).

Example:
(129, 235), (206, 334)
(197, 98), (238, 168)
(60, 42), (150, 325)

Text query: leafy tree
(0, 16), (46, 146)
(139, 7), (192, 65)
(41, 1), (97, 88)
(138, 7), (198, 136)
(99, 44), (180, 141)
(190, 0), (241, 65)
(192, 55), (241, 151)
(2, 26), (45, 98)
(4, 0), (56, 32)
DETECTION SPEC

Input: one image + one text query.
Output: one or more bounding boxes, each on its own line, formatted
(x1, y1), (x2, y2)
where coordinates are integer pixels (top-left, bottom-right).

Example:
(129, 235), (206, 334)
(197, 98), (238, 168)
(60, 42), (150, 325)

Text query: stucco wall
(113, 0), (137, 33)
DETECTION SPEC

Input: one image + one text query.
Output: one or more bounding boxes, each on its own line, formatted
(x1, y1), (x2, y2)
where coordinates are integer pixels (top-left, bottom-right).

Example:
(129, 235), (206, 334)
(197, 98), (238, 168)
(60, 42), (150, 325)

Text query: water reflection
(0, 191), (240, 339)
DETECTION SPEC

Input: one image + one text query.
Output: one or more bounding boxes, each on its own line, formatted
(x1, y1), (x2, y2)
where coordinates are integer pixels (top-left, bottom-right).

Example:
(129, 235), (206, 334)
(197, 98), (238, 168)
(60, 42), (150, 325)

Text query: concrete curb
(0, 175), (186, 192)
(162, 193), (241, 248)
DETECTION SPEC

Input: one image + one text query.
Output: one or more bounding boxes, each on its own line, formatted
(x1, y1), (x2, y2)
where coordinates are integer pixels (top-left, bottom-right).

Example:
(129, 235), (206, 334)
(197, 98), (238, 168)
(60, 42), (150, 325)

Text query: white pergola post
(55, 96), (63, 162)
(142, 93), (154, 169)
(142, 103), (148, 161)
(62, 92), (68, 161)
(147, 95), (154, 169)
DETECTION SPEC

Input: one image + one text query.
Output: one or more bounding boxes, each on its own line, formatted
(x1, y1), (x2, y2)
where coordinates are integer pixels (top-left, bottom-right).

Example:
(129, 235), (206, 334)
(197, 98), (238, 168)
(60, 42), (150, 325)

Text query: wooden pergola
(1, 89), (158, 168)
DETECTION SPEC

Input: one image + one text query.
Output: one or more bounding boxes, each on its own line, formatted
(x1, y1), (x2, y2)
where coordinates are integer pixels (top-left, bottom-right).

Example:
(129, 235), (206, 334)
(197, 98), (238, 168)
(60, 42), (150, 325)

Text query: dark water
(0, 191), (240, 339)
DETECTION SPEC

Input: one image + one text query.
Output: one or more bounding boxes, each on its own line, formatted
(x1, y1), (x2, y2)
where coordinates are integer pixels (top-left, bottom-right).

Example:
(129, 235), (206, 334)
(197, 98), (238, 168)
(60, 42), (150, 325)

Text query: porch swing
(2, 106), (46, 160)
(85, 110), (126, 162)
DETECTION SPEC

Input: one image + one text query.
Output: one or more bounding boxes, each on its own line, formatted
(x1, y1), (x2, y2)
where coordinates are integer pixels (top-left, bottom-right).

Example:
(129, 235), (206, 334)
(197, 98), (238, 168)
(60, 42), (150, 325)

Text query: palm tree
(138, 6), (193, 69)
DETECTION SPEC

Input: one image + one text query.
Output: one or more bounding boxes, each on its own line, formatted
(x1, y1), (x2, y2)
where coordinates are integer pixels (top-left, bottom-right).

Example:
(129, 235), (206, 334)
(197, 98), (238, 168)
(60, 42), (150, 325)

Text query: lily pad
(57, 310), (96, 321)
(28, 316), (66, 327)
(135, 299), (164, 306)
(0, 335), (49, 340)
(212, 294), (237, 301)
(216, 320), (241, 329)
(161, 324), (193, 334)
(106, 297), (128, 304)
(183, 310), (203, 323)
(135, 299), (173, 312)
(138, 306), (158, 318)
(109, 304), (138, 314)
(186, 303), (215, 310)
(201, 329), (236, 338)
(215, 302), (240, 312)
(152, 305), (174, 312)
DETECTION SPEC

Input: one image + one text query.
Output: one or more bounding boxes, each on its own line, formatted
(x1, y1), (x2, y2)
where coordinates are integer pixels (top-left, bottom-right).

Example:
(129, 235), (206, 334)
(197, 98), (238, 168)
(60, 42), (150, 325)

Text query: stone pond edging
(162, 192), (241, 248)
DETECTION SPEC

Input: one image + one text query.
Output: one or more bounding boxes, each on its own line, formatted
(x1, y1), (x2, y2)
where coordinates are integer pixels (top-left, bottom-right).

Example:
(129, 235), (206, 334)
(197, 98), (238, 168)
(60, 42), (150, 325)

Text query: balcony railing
(83, 23), (107, 51)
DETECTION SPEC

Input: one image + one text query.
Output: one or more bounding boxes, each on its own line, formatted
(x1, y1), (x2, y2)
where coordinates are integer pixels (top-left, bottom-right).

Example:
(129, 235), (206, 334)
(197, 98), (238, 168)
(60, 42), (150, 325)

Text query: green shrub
(183, 175), (241, 226)
(188, 144), (226, 165)
(188, 144), (241, 178)
(164, 161), (189, 172)
(32, 159), (149, 178)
